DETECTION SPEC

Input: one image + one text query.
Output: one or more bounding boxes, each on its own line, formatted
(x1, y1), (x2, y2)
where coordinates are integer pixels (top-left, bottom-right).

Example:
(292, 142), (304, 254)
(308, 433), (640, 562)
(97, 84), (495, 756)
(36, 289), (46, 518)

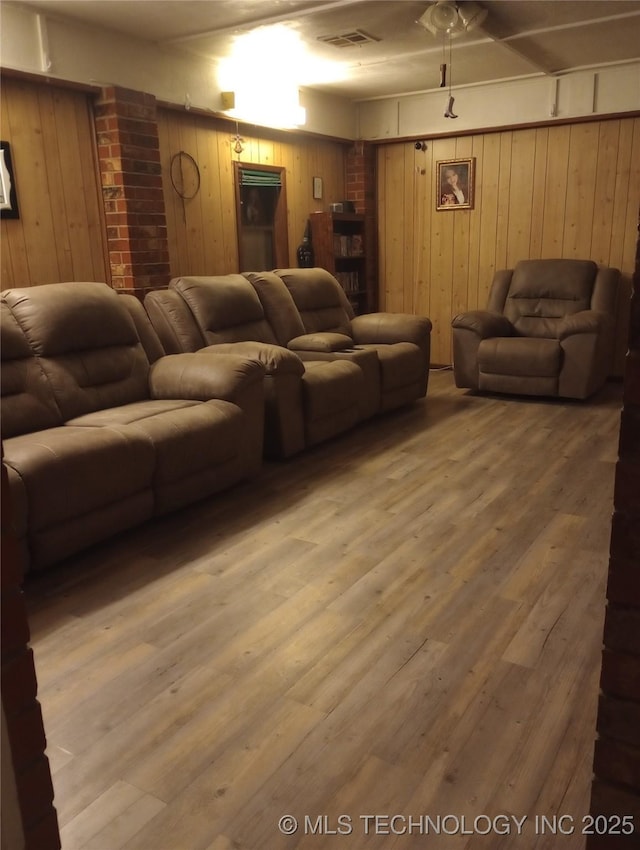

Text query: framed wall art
(0, 141), (19, 219)
(436, 157), (474, 211)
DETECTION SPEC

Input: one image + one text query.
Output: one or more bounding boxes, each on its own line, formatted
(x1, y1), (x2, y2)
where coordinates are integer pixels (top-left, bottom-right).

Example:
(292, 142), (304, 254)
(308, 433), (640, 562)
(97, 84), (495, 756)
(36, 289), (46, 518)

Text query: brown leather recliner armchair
(451, 259), (620, 399)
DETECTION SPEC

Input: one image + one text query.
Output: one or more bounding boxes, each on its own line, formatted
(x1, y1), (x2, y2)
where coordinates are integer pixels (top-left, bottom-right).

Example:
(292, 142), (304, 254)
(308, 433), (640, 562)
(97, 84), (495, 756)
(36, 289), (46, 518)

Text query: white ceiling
(13, 0), (640, 100)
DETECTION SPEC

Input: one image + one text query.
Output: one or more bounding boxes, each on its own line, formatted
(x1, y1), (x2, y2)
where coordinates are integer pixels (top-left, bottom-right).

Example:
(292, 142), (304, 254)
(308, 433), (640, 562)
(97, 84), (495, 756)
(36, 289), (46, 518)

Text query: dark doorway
(234, 162), (289, 272)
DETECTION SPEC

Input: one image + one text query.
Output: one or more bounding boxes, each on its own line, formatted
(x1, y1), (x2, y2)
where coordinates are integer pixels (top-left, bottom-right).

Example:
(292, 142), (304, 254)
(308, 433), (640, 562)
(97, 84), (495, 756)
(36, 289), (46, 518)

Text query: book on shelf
(332, 234), (364, 257)
(335, 271), (362, 294)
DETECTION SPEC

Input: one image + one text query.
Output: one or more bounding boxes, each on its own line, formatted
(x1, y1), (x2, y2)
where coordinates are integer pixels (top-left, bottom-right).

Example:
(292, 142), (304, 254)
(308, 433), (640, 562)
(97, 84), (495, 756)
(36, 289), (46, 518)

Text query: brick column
(346, 141), (378, 311)
(94, 86), (170, 298)
(1, 459), (60, 850)
(588, 217), (640, 847)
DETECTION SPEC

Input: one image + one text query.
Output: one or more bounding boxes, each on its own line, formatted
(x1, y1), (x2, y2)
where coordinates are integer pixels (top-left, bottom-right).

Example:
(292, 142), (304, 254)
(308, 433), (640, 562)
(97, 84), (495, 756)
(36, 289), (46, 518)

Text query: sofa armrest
(288, 332), (354, 352)
(452, 310), (514, 338)
(351, 313), (432, 346)
(149, 353), (265, 404)
(556, 310), (609, 340)
(197, 341), (304, 377)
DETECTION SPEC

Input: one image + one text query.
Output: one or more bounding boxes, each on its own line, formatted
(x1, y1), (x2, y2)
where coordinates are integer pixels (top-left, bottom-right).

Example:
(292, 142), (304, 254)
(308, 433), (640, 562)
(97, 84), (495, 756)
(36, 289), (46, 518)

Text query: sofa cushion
(503, 259), (597, 338)
(68, 399), (242, 481)
(3, 425), (155, 532)
(275, 268), (354, 335)
(288, 333), (355, 352)
(244, 271), (306, 345)
(171, 276), (278, 345)
(144, 289), (206, 353)
(65, 395), (248, 515)
(3, 423), (155, 570)
(1, 303), (62, 439)
(3, 282), (141, 355)
(3, 283), (151, 420)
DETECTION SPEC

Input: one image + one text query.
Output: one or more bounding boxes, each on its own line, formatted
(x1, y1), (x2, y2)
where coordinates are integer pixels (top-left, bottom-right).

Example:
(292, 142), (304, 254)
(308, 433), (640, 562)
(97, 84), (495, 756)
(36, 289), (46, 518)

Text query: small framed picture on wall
(313, 176), (323, 200)
(0, 141), (19, 219)
(436, 157), (474, 211)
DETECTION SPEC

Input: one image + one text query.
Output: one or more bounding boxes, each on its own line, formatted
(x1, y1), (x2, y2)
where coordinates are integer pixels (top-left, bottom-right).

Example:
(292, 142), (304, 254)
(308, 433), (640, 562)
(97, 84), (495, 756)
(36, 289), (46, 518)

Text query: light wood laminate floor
(25, 370), (624, 850)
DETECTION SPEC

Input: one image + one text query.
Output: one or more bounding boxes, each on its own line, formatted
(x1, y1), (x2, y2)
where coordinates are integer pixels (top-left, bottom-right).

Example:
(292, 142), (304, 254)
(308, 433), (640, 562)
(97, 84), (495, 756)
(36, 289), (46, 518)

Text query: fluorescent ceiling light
(218, 24), (345, 128)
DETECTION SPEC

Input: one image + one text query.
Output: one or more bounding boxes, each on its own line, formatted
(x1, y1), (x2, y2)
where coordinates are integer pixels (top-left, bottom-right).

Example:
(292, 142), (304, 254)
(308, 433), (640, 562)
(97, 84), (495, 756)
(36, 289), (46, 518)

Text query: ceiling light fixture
(457, 2), (488, 31)
(218, 25), (307, 129)
(418, 1), (487, 38)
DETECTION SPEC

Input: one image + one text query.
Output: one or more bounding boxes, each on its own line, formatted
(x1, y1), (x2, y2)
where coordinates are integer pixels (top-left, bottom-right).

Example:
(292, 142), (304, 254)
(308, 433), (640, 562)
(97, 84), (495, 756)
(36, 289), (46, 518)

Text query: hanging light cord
(444, 33), (458, 118)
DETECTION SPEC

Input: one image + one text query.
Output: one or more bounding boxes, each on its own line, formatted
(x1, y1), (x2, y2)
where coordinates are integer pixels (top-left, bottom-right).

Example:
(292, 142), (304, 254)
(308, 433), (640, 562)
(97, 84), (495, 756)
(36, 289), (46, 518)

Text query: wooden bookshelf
(309, 211), (374, 314)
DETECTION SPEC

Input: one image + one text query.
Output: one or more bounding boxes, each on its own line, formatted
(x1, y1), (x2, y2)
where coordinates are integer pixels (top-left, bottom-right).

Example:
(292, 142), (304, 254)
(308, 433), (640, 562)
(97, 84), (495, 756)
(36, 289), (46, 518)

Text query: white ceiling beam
(481, 9), (640, 78)
(502, 8), (640, 43)
(161, 0), (371, 45)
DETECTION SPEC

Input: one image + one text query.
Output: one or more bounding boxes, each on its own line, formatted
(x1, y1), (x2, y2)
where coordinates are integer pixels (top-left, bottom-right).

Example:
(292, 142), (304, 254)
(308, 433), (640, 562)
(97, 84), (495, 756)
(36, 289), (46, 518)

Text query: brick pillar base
(346, 141), (378, 312)
(94, 86), (170, 298)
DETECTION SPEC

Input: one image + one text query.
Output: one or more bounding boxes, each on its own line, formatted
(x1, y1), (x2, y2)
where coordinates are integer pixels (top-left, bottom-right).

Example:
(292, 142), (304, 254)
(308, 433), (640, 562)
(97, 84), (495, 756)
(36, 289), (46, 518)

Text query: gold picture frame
(436, 157), (474, 211)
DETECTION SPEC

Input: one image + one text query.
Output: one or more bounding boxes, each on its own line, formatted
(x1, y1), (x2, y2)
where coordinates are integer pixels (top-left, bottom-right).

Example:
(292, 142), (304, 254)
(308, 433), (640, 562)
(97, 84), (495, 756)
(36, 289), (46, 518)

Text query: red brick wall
(346, 141), (378, 311)
(588, 214), (640, 847)
(94, 86), (170, 297)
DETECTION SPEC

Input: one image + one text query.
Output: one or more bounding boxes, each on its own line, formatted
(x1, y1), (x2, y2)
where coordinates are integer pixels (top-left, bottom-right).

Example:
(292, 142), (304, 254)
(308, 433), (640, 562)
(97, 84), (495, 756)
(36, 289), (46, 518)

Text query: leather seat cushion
(3, 425), (155, 530)
(68, 399), (242, 484)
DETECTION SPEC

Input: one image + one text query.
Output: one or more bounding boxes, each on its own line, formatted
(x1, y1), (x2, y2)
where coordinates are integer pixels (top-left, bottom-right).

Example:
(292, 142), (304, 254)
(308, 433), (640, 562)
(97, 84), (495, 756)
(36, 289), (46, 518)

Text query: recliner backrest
(274, 268), (354, 336)
(170, 275), (278, 345)
(243, 271), (306, 346)
(143, 288), (205, 354)
(1, 282), (150, 421)
(491, 259), (598, 338)
(0, 302), (63, 439)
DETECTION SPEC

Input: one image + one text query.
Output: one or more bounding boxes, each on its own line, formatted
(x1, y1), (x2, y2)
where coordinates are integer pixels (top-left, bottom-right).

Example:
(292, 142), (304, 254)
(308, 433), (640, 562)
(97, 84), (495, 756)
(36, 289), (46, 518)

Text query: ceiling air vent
(317, 29), (381, 48)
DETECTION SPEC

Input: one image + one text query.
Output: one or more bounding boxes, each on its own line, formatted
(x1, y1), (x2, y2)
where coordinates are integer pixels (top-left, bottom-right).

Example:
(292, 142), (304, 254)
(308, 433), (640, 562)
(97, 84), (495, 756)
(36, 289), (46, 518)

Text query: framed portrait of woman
(0, 141), (19, 219)
(436, 157), (474, 211)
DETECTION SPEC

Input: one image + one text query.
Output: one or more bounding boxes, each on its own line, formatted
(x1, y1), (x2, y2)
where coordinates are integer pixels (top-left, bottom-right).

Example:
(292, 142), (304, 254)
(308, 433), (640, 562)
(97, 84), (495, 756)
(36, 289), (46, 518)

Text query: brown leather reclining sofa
(1, 270), (432, 573)
(1, 282), (266, 574)
(145, 268), (432, 458)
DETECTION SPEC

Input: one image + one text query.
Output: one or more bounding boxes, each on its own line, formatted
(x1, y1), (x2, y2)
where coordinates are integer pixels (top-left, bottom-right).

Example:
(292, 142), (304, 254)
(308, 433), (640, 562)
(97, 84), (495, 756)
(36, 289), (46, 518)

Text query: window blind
(239, 168), (282, 187)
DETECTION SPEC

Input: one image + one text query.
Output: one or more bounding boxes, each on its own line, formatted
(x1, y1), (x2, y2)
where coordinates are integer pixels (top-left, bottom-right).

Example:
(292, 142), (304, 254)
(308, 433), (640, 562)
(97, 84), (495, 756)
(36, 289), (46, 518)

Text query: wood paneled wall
(157, 108), (348, 276)
(0, 77), (108, 289)
(378, 118), (640, 369)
